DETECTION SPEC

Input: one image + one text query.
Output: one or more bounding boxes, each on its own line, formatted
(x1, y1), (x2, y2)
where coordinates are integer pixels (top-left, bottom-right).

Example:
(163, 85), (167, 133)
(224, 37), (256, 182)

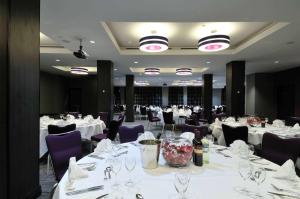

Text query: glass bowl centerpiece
(162, 137), (193, 167)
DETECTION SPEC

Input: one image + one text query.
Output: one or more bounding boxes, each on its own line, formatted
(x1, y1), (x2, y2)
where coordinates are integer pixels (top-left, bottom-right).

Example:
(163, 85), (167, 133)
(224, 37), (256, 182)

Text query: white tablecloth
(157, 109), (192, 124)
(53, 144), (282, 199)
(40, 119), (106, 158)
(211, 122), (300, 146)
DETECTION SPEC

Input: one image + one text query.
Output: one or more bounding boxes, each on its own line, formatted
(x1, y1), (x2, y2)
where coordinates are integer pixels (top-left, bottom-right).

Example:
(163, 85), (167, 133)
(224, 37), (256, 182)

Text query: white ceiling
(40, 0), (300, 87)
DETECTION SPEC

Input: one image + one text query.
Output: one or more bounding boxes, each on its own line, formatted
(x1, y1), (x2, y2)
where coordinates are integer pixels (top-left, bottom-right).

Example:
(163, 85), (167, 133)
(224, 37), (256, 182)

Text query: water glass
(250, 166), (266, 197)
(111, 157), (122, 189)
(174, 173), (190, 199)
(125, 156), (136, 187)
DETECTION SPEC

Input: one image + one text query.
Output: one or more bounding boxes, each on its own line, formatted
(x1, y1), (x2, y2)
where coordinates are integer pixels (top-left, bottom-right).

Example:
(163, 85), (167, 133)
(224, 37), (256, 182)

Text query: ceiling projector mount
(73, 39), (89, 59)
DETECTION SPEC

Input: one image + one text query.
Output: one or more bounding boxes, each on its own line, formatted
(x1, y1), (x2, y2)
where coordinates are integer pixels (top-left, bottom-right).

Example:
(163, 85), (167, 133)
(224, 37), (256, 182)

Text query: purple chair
(181, 124), (209, 139)
(261, 133), (300, 166)
(98, 112), (109, 125)
(48, 123), (76, 135)
(147, 110), (161, 129)
(162, 111), (175, 132)
(119, 125), (144, 143)
(45, 131), (82, 181)
(222, 124), (248, 147)
(91, 117), (123, 142)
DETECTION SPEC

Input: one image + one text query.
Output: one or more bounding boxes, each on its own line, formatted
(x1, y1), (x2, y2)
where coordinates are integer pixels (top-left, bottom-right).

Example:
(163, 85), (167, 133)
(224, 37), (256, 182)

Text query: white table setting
(40, 115), (106, 158)
(52, 135), (300, 199)
(211, 118), (300, 146)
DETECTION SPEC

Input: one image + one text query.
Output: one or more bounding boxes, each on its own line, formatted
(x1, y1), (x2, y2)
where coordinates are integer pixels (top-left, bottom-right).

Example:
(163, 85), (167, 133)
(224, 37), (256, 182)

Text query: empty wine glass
(125, 156), (136, 187)
(250, 166), (266, 197)
(238, 159), (251, 182)
(248, 145), (255, 156)
(205, 135), (214, 147)
(174, 173), (190, 199)
(111, 157), (122, 190)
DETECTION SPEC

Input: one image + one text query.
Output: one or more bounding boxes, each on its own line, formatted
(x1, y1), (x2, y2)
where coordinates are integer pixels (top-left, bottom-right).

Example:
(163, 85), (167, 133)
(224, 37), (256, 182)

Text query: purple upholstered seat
(45, 131), (82, 181)
(181, 124), (209, 138)
(222, 124), (248, 147)
(91, 117), (123, 142)
(147, 110), (161, 122)
(98, 112), (109, 125)
(261, 133), (300, 166)
(119, 125), (144, 143)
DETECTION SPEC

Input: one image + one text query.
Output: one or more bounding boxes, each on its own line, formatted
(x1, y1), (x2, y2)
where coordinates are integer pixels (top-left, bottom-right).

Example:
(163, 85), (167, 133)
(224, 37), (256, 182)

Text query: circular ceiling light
(139, 35), (168, 53)
(135, 81), (149, 86)
(198, 35), (230, 52)
(70, 67), (88, 75)
(176, 68), (192, 76)
(144, 67), (160, 75)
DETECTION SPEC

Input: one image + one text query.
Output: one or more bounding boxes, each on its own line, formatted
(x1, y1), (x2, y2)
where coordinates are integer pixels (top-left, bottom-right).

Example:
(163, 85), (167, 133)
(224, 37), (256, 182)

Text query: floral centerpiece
(246, 116), (261, 126)
(162, 137), (193, 167)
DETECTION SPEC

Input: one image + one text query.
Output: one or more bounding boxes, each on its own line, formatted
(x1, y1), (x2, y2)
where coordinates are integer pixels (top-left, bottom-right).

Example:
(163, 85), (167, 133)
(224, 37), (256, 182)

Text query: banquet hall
(2, 0), (300, 198)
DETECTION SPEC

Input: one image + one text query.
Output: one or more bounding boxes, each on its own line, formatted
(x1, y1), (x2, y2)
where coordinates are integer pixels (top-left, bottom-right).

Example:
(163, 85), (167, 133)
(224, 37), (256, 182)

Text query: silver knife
(96, 193), (109, 199)
(113, 151), (128, 157)
(88, 155), (105, 160)
(66, 185), (104, 196)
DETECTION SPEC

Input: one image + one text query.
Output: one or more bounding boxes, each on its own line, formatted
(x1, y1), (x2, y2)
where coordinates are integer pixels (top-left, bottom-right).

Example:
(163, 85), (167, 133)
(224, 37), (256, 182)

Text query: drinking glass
(111, 157), (122, 190)
(206, 135), (214, 147)
(248, 145), (255, 156)
(238, 159), (251, 182)
(174, 173), (190, 199)
(250, 166), (266, 197)
(125, 156), (136, 187)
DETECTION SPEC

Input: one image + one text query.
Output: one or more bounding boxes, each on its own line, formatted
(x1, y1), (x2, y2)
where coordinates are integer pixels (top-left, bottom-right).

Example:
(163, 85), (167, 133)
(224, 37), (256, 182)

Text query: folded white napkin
(137, 131), (155, 142)
(55, 120), (70, 126)
(166, 108), (172, 113)
(67, 114), (75, 120)
(68, 157), (88, 180)
(225, 117), (236, 123)
(292, 123), (300, 130)
(94, 139), (113, 154)
(273, 159), (299, 182)
(229, 140), (249, 157)
(272, 119), (285, 128)
(214, 118), (222, 126)
(180, 132), (195, 142)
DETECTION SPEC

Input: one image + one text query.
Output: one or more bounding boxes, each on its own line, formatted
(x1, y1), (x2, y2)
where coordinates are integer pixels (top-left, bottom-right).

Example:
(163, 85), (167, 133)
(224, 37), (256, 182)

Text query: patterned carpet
(38, 119), (179, 199)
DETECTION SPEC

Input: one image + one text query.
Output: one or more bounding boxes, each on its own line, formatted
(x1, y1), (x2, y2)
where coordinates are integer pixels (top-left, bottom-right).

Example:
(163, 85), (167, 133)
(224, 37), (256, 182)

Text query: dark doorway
(68, 88), (82, 112)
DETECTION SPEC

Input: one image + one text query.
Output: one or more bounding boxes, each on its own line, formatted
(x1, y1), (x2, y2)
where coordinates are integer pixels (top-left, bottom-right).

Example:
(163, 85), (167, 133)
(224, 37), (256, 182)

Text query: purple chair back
(147, 110), (154, 121)
(163, 111), (174, 124)
(45, 131), (82, 181)
(98, 112), (109, 125)
(261, 133), (300, 165)
(48, 123), (76, 135)
(119, 125), (144, 143)
(222, 124), (248, 147)
(182, 124), (208, 138)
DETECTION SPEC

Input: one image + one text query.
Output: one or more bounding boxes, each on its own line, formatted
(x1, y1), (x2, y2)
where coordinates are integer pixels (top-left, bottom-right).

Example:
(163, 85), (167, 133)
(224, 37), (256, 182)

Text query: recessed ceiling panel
(102, 22), (288, 55)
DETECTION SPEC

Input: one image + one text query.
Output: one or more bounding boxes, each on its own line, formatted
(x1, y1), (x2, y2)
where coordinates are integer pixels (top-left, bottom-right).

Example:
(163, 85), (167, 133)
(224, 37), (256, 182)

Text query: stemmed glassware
(174, 173), (190, 199)
(250, 166), (266, 197)
(125, 156), (136, 187)
(111, 157), (122, 190)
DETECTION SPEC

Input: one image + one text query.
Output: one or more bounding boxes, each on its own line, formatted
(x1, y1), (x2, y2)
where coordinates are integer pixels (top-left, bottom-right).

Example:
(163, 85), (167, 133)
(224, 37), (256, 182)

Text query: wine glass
(174, 173), (190, 199)
(238, 159), (251, 182)
(250, 166), (266, 197)
(248, 145), (255, 156)
(205, 135), (214, 147)
(111, 157), (122, 190)
(125, 156), (136, 187)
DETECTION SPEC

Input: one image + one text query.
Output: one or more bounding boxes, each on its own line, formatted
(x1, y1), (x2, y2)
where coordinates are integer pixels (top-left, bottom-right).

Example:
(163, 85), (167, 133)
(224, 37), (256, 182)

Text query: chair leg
(47, 154), (51, 175)
(162, 124), (165, 134)
(147, 121), (150, 130)
(172, 124), (175, 132)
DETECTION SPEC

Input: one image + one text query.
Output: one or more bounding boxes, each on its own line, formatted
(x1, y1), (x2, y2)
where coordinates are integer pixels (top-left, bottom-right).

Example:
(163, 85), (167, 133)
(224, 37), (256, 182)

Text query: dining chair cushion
(261, 133), (300, 166)
(48, 123), (76, 135)
(45, 131), (82, 181)
(222, 124), (248, 147)
(119, 125), (144, 143)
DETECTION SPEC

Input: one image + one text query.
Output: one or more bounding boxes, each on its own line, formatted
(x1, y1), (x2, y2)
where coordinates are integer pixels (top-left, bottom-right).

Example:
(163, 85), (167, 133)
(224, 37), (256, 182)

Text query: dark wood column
(202, 74), (213, 123)
(125, 75), (135, 122)
(97, 60), (114, 121)
(0, 0), (41, 198)
(226, 61), (245, 116)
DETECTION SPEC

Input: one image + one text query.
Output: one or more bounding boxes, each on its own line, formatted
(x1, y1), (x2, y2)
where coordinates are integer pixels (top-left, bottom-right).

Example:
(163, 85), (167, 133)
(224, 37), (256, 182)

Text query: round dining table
(40, 119), (106, 158)
(52, 142), (285, 199)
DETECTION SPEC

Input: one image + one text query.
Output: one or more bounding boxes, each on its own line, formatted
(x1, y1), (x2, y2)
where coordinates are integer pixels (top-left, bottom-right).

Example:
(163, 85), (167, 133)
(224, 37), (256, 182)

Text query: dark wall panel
(168, 87), (183, 105)
(40, 72), (67, 114)
(67, 76), (98, 116)
(134, 87), (162, 106)
(125, 75), (134, 122)
(187, 87), (202, 105)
